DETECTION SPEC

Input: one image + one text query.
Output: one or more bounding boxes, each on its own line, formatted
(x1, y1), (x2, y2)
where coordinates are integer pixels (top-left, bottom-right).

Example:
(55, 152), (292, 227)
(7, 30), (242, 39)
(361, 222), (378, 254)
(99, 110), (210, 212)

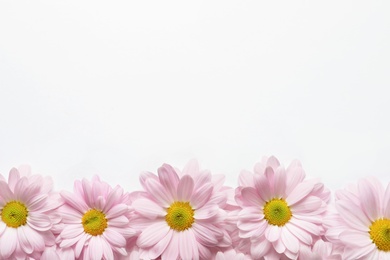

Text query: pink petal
(108, 215), (129, 226)
(384, 182), (390, 218)
(103, 186), (123, 213)
(7, 167), (20, 191)
(27, 213), (52, 231)
(192, 223), (219, 246)
(75, 233), (89, 258)
(335, 200), (370, 231)
(194, 204), (218, 219)
(266, 156), (280, 168)
(177, 175), (194, 201)
(241, 187), (262, 207)
(254, 174), (272, 202)
(358, 179), (380, 221)
(102, 228), (126, 247)
(281, 227), (299, 253)
(0, 181), (14, 201)
(265, 225), (281, 242)
(251, 239), (270, 259)
(158, 164), (179, 201)
(197, 242), (212, 259)
(89, 236), (103, 260)
(25, 193), (48, 211)
(139, 171), (158, 190)
(264, 167), (275, 192)
(285, 223), (312, 245)
(273, 167), (286, 198)
(60, 225), (84, 239)
(0, 228), (17, 258)
(291, 196), (322, 214)
(162, 232), (179, 260)
(179, 229), (194, 260)
(188, 229), (199, 260)
(286, 180), (315, 206)
(191, 183), (212, 209)
(60, 191), (89, 214)
(101, 238), (115, 259)
(60, 232), (85, 248)
(132, 198), (166, 219)
(22, 226), (45, 251)
(148, 229), (173, 259)
(238, 206), (264, 220)
(137, 222), (170, 248)
(145, 178), (171, 207)
(339, 230), (371, 246)
(106, 204), (129, 219)
(193, 172), (212, 190)
(290, 218), (320, 236)
(17, 226), (33, 254)
(343, 243), (375, 259)
(285, 164), (305, 194)
(273, 238), (286, 253)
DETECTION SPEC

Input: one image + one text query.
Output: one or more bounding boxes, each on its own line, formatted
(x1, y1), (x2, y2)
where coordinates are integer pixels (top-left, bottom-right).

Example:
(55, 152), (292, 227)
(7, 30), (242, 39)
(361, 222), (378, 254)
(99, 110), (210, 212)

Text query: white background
(1, 1), (390, 193)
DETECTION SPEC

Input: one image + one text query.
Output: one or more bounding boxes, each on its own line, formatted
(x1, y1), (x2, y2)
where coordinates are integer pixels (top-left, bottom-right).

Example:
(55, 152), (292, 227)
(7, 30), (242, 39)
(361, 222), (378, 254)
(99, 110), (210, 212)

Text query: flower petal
(158, 164), (179, 201)
(191, 183), (212, 209)
(106, 204), (129, 219)
(254, 174), (272, 202)
(177, 175), (194, 201)
(145, 178), (171, 207)
(358, 179), (380, 221)
(132, 198), (166, 219)
(241, 187), (263, 207)
(335, 200), (370, 231)
(102, 228), (126, 247)
(137, 222), (170, 248)
(286, 180), (315, 206)
(60, 191), (89, 214)
(0, 228), (17, 258)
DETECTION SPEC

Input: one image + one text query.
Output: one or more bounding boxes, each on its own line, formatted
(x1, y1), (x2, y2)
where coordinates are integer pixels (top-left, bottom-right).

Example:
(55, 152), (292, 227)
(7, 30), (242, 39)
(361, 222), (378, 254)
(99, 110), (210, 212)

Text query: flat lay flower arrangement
(1, 156), (389, 260)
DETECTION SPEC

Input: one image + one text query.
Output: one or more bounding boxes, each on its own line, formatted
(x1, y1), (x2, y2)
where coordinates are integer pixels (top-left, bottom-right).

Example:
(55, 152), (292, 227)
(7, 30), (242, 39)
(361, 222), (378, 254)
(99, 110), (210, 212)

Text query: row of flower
(0, 156), (389, 260)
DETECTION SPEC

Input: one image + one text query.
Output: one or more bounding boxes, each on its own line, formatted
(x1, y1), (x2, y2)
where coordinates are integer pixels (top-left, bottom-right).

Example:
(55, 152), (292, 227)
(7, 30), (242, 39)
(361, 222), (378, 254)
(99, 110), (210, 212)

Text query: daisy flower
(56, 176), (137, 259)
(0, 166), (61, 259)
(132, 161), (231, 260)
(235, 156), (330, 259)
(325, 177), (390, 259)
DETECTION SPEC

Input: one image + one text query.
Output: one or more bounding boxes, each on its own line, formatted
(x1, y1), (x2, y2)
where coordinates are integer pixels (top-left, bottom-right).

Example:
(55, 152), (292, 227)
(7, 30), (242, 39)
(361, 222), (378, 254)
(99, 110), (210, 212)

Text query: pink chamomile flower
(0, 166), (61, 259)
(325, 177), (390, 259)
(56, 175), (137, 259)
(132, 161), (231, 260)
(235, 156), (330, 259)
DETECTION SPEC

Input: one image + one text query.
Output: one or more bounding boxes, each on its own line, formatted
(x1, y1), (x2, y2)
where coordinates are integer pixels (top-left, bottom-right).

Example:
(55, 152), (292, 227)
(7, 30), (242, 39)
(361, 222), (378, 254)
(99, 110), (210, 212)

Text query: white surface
(1, 1), (390, 193)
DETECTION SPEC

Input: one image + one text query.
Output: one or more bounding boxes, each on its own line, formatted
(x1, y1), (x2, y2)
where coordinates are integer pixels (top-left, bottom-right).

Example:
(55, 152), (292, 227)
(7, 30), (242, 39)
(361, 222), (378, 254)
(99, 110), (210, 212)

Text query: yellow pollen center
(369, 218), (390, 251)
(165, 201), (194, 231)
(82, 209), (107, 236)
(263, 198), (292, 226)
(1, 201), (28, 228)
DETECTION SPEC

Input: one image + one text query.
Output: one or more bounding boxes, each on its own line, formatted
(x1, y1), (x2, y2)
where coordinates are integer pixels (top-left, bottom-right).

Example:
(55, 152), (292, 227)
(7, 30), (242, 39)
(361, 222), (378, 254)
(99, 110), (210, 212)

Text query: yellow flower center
(369, 218), (390, 251)
(82, 209), (108, 236)
(1, 201), (28, 228)
(263, 198), (292, 226)
(165, 201), (194, 231)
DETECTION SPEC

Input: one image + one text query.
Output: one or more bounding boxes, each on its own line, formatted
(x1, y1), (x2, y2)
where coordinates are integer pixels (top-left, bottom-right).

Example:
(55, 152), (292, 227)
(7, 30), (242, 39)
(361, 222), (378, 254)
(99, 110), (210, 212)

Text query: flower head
(133, 160), (231, 260)
(0, 166), (61, 259)
(57, 176), (137, 259)
(325, 177), (390, 259)
(235, 156), (330, 259)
